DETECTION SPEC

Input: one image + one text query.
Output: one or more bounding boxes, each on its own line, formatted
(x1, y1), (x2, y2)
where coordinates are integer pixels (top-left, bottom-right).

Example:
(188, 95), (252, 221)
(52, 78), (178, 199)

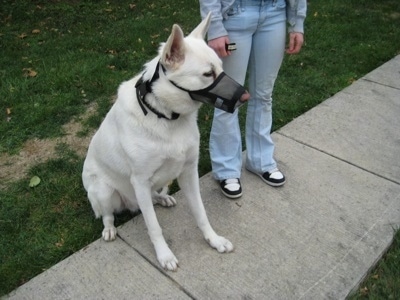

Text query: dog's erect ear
(189, 12), (211, 39)
(161, 24), (185, 68)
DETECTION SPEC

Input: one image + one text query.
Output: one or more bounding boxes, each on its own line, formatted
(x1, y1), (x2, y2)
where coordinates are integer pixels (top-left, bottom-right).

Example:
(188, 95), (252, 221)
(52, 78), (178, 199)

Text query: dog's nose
(240, 91), (250, 102)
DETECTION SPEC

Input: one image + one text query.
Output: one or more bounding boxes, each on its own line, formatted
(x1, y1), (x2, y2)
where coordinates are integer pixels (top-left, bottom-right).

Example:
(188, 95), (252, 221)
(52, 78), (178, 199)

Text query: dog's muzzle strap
(135, 69), (180, 120)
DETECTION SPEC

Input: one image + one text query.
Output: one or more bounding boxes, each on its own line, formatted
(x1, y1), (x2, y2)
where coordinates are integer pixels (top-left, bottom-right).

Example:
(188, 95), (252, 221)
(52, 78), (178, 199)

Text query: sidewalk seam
(360, 78), (400, 91)
(116, 233), (197, 300)
(276, 132), (400, 186)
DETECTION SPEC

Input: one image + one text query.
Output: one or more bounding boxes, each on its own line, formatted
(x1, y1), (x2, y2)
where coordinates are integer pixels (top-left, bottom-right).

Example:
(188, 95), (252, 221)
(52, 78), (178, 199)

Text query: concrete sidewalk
(5, 56), (400, 299)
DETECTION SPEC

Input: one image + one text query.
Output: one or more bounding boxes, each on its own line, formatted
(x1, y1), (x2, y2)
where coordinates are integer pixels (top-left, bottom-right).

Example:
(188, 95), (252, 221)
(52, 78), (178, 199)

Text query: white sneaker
(219, 178), (242, 199)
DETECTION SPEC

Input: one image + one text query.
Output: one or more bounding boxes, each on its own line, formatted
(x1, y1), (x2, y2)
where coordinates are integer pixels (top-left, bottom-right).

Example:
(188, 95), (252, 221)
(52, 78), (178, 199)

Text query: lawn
(1, 0), (400, 297)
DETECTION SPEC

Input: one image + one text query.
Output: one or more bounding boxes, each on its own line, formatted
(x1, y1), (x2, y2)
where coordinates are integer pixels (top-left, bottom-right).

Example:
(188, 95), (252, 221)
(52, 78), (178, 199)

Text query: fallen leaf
(6, 108), (12, 122)
(129, 4), (136, 9)
(23, 68), (37, 78)
(18, 33), (28, 39)
(348, 77), (357, 84)
(32, 29), (40, 34)
(360, 286), (369, 296)
(29, 176), (41, 188)
(55, 238), (64, 248)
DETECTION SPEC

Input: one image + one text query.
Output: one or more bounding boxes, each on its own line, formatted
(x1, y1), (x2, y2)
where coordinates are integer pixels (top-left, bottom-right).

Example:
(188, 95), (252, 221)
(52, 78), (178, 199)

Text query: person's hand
(286, 32), (304, 54)
(208, 36), (231, 58)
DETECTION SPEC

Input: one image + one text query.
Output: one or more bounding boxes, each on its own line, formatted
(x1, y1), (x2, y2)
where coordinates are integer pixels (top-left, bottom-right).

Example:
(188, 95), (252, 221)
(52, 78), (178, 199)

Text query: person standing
(199, 0), (307, 198)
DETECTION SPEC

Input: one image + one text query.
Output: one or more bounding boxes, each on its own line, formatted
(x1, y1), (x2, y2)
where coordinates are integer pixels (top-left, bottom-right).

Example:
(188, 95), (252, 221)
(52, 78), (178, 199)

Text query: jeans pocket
(227, 4), (240, 16)
(274, 0), (286, 9)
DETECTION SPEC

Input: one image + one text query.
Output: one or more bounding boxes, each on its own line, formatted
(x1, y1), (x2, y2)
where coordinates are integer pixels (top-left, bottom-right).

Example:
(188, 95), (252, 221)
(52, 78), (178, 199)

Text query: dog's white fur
(82, 14), (233, 271)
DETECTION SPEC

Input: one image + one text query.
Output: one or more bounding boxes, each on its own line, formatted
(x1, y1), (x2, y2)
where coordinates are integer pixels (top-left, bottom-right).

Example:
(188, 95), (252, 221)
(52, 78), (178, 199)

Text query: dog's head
(151, 13), (249, 114)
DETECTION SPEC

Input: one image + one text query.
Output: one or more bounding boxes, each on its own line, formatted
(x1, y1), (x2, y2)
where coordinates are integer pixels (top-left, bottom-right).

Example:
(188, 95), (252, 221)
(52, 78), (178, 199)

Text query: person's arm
(286, 32), (304, 54)
(208, 36), (231, 57)
(200, 0), (231, 57)
(286, 0), (307, 54)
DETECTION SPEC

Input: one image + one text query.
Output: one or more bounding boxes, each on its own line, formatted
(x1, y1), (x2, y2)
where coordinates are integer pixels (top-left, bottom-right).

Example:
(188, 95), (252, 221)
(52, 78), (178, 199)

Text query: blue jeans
(210, 0), (287, 181)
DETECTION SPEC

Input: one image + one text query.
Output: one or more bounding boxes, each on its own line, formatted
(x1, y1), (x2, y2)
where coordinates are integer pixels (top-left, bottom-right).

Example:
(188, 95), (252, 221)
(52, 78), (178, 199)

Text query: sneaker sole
(220, 188), (243, 199)
(246, 168), (286, 187)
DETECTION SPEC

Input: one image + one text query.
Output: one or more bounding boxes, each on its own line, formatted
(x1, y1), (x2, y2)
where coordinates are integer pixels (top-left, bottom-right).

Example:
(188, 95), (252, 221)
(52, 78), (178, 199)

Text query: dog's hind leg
(87, 182), (122, 241)
(152, 185), (177, 207)
(101, 214), (117, 241)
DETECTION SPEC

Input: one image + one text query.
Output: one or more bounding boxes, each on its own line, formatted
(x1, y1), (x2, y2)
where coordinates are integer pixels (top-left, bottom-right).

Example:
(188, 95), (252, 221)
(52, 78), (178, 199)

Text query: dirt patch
(0, 104), (98, 188)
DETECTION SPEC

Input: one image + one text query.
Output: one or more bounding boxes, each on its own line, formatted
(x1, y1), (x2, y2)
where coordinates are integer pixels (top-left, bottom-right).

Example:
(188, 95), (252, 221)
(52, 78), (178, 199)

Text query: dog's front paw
(158, 251), (179, 271)
(207, 235), (234, 253)
(102, 226), (117, 241)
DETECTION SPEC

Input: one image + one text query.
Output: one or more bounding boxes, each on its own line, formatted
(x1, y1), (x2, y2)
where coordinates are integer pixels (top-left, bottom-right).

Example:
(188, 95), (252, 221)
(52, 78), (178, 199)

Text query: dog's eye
(203, 70), (214, 78)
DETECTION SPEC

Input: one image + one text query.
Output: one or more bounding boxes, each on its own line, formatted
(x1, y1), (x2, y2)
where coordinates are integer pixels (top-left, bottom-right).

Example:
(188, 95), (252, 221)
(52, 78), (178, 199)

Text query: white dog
(82, 14), (249, 271)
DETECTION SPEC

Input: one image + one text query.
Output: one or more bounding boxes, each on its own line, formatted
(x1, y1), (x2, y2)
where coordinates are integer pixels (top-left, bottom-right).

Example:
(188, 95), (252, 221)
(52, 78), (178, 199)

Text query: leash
(135, 62), (180, 120)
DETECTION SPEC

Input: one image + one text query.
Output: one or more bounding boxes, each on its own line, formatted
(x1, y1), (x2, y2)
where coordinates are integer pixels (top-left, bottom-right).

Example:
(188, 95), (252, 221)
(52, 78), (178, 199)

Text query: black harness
(135, 62), (180, 120)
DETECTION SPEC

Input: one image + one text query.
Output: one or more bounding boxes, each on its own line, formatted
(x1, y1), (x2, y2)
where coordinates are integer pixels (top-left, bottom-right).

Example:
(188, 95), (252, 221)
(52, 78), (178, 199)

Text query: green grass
(1, 0), (400, 297)
(0, 150), (100, 287)
(348, 229), (400, 299)
(0, 145), (135, 289)
(0, 0), (198, 154)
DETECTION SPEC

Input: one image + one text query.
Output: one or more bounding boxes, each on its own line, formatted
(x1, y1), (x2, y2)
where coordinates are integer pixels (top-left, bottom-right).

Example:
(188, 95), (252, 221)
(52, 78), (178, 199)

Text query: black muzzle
(169, 72), (248, 113)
